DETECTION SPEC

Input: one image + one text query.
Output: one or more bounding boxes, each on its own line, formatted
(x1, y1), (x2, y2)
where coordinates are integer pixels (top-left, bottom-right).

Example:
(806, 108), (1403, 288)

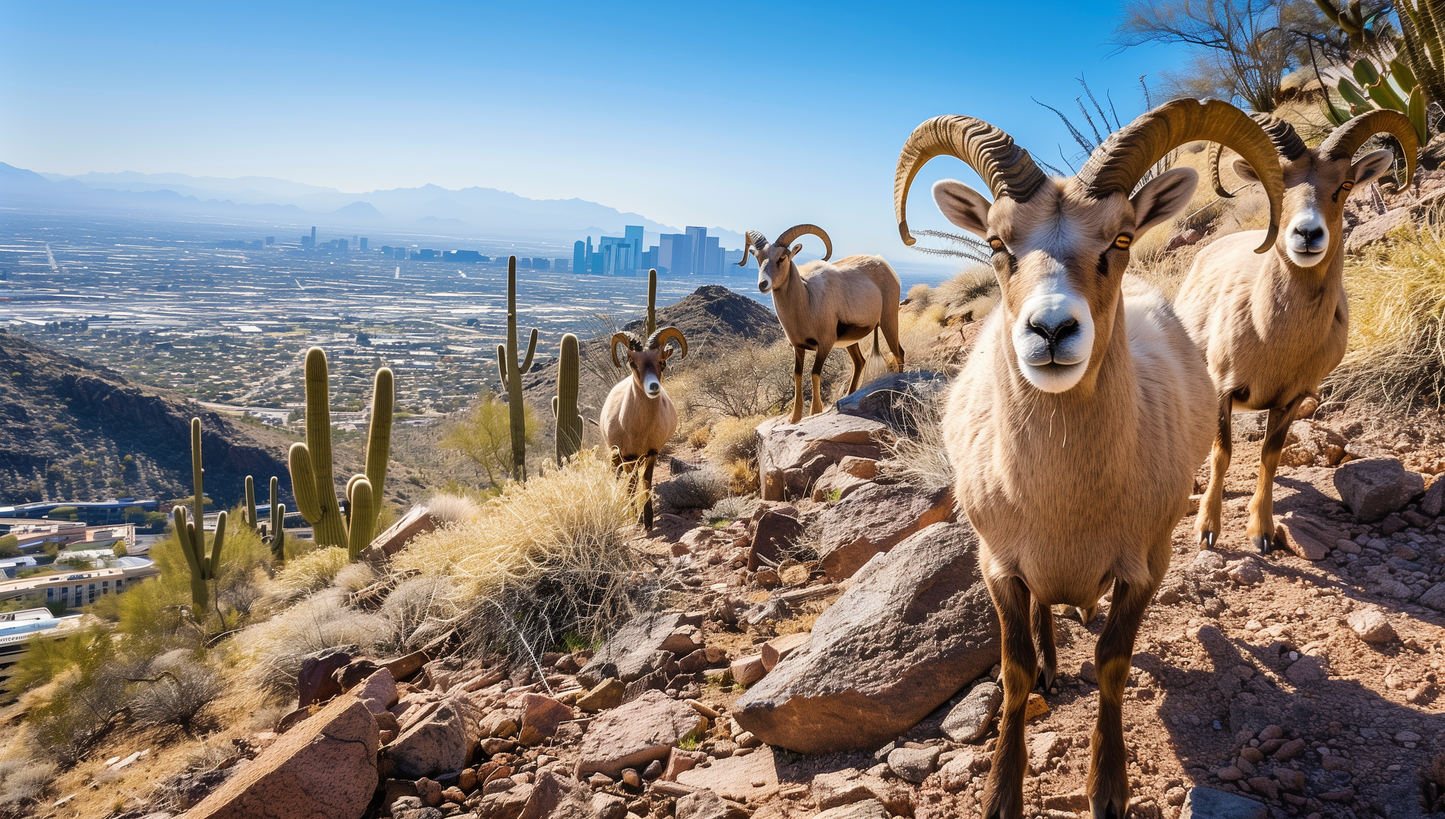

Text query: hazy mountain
(6, 164), (750, 247)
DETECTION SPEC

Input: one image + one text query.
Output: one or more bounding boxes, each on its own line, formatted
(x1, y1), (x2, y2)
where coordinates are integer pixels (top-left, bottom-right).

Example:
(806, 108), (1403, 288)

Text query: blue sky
(0, 1), (1187, 266)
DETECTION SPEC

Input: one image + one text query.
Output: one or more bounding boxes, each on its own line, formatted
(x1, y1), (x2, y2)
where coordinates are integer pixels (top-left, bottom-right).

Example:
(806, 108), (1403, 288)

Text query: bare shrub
(394, 450), (651, 657)
(377, 575), (458, 653)
(0, 758), (57, 809)
(234, 589), (388, 696)
(703, 495), (761, 523)
(701, 416), (762, 464)
(656, 469), (728, 512)
(671, 339), (848, 421)
(132, 659), (224, 731)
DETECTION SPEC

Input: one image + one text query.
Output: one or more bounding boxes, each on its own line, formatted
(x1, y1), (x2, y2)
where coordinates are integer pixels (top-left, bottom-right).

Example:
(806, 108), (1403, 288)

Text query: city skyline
(0, 1), (1191, 268)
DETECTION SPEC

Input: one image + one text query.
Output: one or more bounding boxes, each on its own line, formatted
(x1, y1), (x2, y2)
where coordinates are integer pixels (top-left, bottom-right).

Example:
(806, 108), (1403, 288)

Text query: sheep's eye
(988, 237), (1006, 253)
(1113, 234), (1133, 250)
(1341, 180), (1354, 191)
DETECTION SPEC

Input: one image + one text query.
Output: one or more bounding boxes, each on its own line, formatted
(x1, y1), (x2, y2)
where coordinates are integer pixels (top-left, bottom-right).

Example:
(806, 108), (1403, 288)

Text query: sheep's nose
(1294, 224), (1324, 246)
(1027, 315), (1079, 347)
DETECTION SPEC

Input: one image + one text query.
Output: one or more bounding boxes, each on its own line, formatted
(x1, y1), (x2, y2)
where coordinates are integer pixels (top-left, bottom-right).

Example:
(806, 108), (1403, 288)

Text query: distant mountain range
(0, 163), (745, 249)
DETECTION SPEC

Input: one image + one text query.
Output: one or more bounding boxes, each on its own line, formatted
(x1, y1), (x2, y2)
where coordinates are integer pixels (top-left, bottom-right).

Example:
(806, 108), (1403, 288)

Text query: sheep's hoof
(1036, 667), (1055, 692)
(1253, 534), (1274, 555)
(1198, 530), (1216, 550)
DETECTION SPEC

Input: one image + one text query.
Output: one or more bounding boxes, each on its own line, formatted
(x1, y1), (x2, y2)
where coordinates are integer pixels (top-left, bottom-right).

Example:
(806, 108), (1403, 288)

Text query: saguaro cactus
(496, 256), (539, 481)
(288, 347), (394, 557)
(244, 475), (258, 532)
(646, 268), (658, 336)
(267, 475), (286, 565)
(174, 417), (226, 614)
(553, 333), (582, 466)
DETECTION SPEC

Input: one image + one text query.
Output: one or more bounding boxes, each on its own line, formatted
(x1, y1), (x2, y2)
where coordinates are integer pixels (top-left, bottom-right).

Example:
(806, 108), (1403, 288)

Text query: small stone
(1396, 730), (1423, 743)
(1080, 661), (1098, 684)
(1347, 608), (1396, 643)
(1239, 747), (1264, 764)
(440, 786), (466, 804)
(1246, 777), (1278, 800)
(1028, 731), (1067, 773)
(1420, 582), (1445, 612)
(1258, 725), (1284, 742)
(588, 773), (613, 788)
(1228, 559), (1264, 586)
(1275, 769), (1305, 792)
(416, 778), (443, 808)
(1025, 693), (1048, 719)
(1216, 766), (1245, 782)
(941, 681), (1002, 743)
(620, 768), (641, 789)
(886, 745), (940, 783)
(578, 678), (626, 712)
(1273, 738), (1306, 761)
(730, 654), (766, 686)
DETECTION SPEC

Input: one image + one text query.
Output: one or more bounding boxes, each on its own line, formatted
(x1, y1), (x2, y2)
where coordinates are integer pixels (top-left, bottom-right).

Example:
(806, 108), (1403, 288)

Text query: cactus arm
(648, 267), (658, 334)
(289, 443), (323, 522)
(244, 475), (256, 530)
(347, 478), (373, 558)
(497, 345), (508, 382)
(554, 333), (581, 466)
(362, 367), (393, 537)
(1410, 86), (1430, 146)
(175, 506), (202, 578)
(519, 328), (539, 375)
(269, 475), (285, 565)
(189, 418), (204, 537)
(208, 510), (227, 579)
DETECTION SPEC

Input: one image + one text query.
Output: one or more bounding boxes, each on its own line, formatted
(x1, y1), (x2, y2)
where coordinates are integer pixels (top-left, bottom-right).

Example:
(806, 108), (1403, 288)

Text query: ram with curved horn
(738, 223), (905, 423)
(893, 99), (1285, 819)
(1177, 110), (1417, 555)
(600, 326), (688, 530)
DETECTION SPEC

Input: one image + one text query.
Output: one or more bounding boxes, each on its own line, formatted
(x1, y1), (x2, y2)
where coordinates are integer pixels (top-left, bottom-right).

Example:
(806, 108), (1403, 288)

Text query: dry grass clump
(656, 468), (729, 512)
(1328, 213), (1445, 409)
(0, 756), (57, 811)
(131, 658), (224, 732)
(267, 547), (351, 604)
(426, 493), (480, 525)
(880, 389), (955, 490)
(394, 450), (649, 657)
(669, 338), (848, 423)
(378, 575), (458, 653)
(231, 589), (389, 696)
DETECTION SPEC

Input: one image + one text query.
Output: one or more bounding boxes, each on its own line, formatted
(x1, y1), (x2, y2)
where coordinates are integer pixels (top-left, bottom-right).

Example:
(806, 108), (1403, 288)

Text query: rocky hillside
(0, 330), (292, 506)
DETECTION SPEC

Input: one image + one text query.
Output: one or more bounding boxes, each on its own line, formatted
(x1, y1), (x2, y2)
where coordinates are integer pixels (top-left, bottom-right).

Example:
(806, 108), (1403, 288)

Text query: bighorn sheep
(1176, 110), (1417, 553)
(893, 100), (1284, 819)
(600, 327), (688, 530)
(738, 225), (905, 423)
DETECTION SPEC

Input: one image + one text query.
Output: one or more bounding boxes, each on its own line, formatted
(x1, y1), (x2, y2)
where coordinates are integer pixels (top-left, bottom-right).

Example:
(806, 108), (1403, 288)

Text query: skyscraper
(703, 235), (720, 277)
(311, 226), (317, 245)
(624, 226), (644, 274)
(659, 234), (692, 275)
(573, 240), (587, 275)
(685, 227), (707, 276)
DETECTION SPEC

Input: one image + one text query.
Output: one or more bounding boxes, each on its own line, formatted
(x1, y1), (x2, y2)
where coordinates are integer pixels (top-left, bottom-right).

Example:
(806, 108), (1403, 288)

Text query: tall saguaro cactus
(243, 475), (258, 532)
(268, 475), (286, 566)
(646, 268), (658, 336)
(174, 417), (226, 614)
(553, 333), (582, 466)
(288, 347), (394, 557)
(496, 256), (539, 481)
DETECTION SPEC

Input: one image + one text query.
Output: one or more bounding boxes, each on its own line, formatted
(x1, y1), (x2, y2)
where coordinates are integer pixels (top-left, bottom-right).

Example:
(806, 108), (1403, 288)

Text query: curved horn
(1077, 99), (1285, 253)
(775, 224), (832, 261)
(893, 116), (1047, 246)
(610, 332), (637, 368)
(1208, 142), (1235, 198)
(648, 326), (687, 359)
(1319, 109), (1419, 188)
(738, 230), (767, 266)
(1252, 113), (1309, 161)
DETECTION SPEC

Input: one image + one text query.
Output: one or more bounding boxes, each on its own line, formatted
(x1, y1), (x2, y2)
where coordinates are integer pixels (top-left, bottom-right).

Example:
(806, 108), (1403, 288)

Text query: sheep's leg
(809, 343), (833, 417)
(1089, 578), (1152, 819)
(1032, 597), (1057, 691)
(1195, 393), (1233, 549)
(846, 344), (866, 394)
(789, 347), (806, 424)
(980, 575), (1035, 819)
(880, 307), (905, 371)
(1248, 394), (1304, 554)
(641, 451), (658, 531)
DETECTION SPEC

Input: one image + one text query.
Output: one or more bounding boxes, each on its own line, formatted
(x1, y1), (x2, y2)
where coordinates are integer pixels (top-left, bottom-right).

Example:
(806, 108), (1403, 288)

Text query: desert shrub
(880, 390), (955, 490)
(670, 339), (848, 421)
(378, 575), (458, 653)
(132, 658), (224, 732)
(233, 589), (388, 696)
(25, 645), (144, 764)
(394, 450), (649, 657)
(0, 757), (57, 809)
(702, 416), (761, 464)
(1328, 213), (1445, 410)
(442, 393), (537, 489)
(331, 561), (375, 596)
(703, 495), (760, 523)
(268, 547), (351, 604)
(656, 468), (728, 512)
(426, 493), (480, 525)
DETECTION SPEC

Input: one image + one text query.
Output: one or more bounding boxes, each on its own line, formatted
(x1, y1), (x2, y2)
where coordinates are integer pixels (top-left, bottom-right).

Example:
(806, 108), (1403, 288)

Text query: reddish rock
(383, 650), (428, 683)
(1280, 420), (1347, 467)
(389, 692), (485, 779)
(575, 690), (707, 777)
(756, 413), (886, 501)
(748, 510), (804, 571)
(578, 611), (685, 686)
(733, 522), (999, 754)
(676, 746), (781, 803)
(297, 648), (352, 708)
(760, 632), (810, 672)
(186, 695), (378, 819)
(817, 483), (954, 580)
(1275, 513), (1338, 561)
(355, 668), (398, 715)
(518, 771), (597, 819)
(359, 504), (439, 565)
(519, 693), (572, 740)
(663, 748), (708, 781)
(730, 654), (766, 686)
(1334, 458), (1425, 522)
(810, 466), (872, 503)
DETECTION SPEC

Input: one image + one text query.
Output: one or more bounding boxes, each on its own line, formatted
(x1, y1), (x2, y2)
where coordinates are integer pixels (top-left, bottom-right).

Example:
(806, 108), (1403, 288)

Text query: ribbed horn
(1208, 143), (1235, 198)
(738, 230), (767, 266)
(1319, 109), (1419, 188)
(1077, 99), (1285, 253)
(1253, 114), (1308, 161)
(893, 115), (1047, 245)
(610, 332), (639, 368)
(648, 327), (687, 359)
(775, 224), (832, 261)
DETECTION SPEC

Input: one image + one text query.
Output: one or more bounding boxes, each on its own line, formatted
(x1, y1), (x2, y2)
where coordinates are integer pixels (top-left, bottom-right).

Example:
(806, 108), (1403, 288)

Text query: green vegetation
(443, 394), (537, 490)
(267, 475), (286, 566)
(174, 417), (227, 615)
(552, 333), (582, 466)
(0, 535), (19, 558)
(288, 347), (394, 557)
(496, 256), (539, 482)
(243, 474), (258, 532)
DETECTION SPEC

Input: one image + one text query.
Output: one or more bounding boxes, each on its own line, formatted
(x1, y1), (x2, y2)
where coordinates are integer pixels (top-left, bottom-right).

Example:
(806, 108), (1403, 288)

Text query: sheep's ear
(1351, 148), (1395, 189)
(1131, 167), (1198, 237)
(790, 243), (803, 256)
(931, 180), (990, 238)
(1232, 157), (1261, 184)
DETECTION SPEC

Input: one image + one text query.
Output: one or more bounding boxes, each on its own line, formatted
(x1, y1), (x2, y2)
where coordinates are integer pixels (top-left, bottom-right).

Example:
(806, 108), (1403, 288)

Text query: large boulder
(575, 690), (707, 777)
(817, 483), (954, 580)
(1334, 458), (1424, 522)
(733, 522), (1000, 753)
(756, 412), (886, 501)
(388, 692), (485, 779)
(578, 611), (686, 686)
(186, 694), (378, 819)
(837, 371), (945, 433)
